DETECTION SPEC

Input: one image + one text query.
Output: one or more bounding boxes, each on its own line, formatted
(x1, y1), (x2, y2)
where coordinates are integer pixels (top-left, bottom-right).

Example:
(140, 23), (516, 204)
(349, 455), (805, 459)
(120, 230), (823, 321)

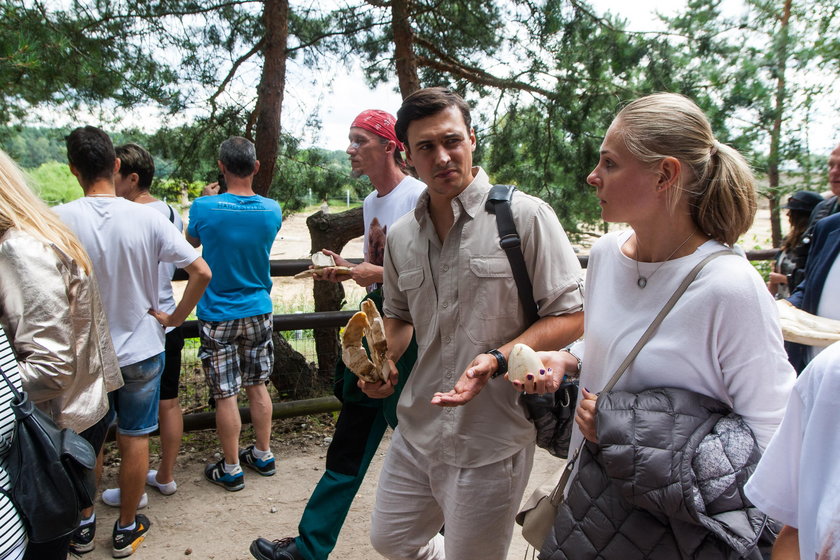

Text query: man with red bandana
(250, 110), (424, 560)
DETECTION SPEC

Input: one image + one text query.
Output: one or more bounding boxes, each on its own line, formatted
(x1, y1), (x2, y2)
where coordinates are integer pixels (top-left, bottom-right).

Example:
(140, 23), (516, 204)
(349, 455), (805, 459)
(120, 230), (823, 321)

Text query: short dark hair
(218, 136), (257, 177)
(66, 126), (116, 185)
(395, 87), (472, 146)
(115, 143), (155, 190)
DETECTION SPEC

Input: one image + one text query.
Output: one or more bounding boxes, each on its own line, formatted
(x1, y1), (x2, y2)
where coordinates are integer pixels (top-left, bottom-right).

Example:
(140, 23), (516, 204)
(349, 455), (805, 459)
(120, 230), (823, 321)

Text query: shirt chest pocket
(396, 266), (433, 329)
(467, 256), (520, 320)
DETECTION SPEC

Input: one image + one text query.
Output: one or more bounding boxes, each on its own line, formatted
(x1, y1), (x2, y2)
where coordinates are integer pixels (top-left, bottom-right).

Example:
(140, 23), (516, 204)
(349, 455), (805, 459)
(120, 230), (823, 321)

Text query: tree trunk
(391, 0), (420, 97)
(269, 331), (320, 399)
(252, 0), (289, 196)
(308, 207), (365, 381)
(767, 0), (792, 248)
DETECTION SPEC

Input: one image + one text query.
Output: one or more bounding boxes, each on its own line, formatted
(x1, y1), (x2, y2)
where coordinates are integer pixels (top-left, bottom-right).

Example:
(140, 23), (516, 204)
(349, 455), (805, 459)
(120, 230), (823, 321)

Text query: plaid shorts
(198, 313), (274, 399)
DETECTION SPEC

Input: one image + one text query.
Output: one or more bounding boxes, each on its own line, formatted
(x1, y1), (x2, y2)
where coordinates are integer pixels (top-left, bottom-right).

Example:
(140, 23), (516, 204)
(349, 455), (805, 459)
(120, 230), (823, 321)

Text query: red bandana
(351, 110), (404, 151)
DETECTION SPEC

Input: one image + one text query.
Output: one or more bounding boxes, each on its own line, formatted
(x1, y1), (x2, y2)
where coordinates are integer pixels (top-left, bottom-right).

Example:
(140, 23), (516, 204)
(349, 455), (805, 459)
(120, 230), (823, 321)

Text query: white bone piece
(507, 343), (545, 382)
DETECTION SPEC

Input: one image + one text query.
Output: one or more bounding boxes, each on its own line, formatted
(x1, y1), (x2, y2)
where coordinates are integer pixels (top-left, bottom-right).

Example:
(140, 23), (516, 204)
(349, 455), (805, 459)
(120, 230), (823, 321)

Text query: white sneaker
(101, 488), (148, 509)
(146, 469), (177, 495)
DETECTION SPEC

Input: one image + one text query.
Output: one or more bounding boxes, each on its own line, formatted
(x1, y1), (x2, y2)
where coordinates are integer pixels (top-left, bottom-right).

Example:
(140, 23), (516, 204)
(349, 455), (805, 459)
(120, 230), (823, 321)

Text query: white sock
(253, 447), (272, 459)
(82, 513), (95, 525)
(224, 462), (240, 474)
(118, 520), (136, 531)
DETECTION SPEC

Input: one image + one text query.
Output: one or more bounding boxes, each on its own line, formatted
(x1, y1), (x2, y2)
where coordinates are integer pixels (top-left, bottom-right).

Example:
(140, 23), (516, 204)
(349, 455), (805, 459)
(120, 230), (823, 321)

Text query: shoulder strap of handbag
(546, 248), (734, 506)
(0, 365), (22, 403)
(486, 184), (539, 325)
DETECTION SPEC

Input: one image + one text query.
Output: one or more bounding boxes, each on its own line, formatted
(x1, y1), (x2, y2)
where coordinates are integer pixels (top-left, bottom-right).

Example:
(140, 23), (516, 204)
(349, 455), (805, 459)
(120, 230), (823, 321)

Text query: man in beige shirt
(360, 87), (584, 559)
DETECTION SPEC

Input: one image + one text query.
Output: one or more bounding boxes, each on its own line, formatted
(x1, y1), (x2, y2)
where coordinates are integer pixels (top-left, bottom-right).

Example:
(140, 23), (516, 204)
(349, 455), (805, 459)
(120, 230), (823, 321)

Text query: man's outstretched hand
(431, 353), (496, 407)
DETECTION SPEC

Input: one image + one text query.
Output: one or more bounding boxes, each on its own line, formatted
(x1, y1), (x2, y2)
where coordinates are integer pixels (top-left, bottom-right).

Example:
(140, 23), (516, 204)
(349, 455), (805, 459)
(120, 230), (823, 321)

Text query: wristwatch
(486, 349), (508, 379)
(563, 348), (582, 377)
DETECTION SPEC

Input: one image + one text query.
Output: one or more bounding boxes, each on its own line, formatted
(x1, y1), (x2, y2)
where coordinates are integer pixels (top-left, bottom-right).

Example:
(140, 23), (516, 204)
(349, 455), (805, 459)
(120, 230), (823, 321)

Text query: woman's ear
(656, 157), (681, 191)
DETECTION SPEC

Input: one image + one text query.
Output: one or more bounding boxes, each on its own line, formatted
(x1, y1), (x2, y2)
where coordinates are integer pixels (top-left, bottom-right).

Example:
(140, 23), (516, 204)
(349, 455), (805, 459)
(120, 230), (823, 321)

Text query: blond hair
(0, 149), (93, 274)
(615, 93), (757, 246)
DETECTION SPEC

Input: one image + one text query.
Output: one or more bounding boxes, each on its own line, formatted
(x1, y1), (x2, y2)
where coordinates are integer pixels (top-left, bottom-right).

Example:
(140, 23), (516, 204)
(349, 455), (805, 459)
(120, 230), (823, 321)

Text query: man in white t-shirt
(250, 110), (424, 560)
(96, 143), (187, 511)
(55, 126), (211, 558)
(745, 340), (840, 560)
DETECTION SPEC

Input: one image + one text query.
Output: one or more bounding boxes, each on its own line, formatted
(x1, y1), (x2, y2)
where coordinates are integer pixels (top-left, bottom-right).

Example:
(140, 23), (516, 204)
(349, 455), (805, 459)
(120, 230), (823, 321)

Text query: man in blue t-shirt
(187, 136), (283, 492)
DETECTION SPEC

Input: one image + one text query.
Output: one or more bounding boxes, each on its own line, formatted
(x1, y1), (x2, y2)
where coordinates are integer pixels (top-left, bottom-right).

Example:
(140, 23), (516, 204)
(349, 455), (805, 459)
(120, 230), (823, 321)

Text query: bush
(26, 161), (83, 205)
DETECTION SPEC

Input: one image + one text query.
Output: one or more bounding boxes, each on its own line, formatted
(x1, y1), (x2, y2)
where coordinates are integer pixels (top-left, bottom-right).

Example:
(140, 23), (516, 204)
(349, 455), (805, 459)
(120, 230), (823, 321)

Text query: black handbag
(0, 365), (97, 543)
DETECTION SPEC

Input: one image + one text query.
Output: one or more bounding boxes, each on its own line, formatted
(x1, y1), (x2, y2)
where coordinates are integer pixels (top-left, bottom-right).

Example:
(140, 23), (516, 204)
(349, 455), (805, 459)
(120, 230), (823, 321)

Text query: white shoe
(146, 469), (177, 496)
(101, 488), (148, 509)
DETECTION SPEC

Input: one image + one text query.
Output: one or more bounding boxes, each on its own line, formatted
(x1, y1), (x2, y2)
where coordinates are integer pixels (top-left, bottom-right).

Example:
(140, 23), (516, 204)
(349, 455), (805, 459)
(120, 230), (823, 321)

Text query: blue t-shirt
(188, 193), (282, 321)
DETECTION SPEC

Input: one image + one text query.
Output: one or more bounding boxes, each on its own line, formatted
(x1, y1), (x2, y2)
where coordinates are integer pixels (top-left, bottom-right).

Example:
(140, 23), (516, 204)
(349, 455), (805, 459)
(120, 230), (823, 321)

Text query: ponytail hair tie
(709, 142), (719, 157)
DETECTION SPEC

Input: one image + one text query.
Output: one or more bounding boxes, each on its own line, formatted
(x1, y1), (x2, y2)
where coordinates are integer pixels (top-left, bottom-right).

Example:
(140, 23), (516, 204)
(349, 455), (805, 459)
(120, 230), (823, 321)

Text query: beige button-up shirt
(383, 167), (583, 467)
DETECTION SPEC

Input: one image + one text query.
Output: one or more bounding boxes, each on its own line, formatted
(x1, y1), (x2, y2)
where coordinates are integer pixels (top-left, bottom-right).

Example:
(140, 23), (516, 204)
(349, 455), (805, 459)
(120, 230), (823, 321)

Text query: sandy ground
(114, 203), (774, 560)
(89, 431), (562, 560)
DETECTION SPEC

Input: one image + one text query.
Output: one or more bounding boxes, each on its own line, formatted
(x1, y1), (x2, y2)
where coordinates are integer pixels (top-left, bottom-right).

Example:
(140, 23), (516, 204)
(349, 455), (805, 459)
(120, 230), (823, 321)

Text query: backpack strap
(486, 185), (539, 325)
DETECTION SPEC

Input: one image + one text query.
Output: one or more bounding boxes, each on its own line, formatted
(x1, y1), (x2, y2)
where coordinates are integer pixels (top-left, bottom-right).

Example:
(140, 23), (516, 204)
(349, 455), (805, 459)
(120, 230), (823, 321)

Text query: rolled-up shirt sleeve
(382, 227), (412, 324)
(521, 201), (584, 317)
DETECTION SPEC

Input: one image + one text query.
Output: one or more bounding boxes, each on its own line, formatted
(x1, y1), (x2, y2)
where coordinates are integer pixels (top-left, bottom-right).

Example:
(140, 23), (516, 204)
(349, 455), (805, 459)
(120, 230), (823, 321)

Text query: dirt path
(88, 431), (560, 560)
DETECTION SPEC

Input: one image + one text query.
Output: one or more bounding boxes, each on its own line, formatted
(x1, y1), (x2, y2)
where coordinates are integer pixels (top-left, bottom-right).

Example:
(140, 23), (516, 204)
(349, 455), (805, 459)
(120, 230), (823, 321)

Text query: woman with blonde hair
(515, 93), (795, 558)
(0, 149), (122, 559)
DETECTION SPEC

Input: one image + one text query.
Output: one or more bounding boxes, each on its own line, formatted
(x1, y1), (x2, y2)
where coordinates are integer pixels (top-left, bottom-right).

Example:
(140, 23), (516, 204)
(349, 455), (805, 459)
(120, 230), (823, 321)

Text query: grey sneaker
(239, 445), (276, 476)
(204, 459), (245, 491)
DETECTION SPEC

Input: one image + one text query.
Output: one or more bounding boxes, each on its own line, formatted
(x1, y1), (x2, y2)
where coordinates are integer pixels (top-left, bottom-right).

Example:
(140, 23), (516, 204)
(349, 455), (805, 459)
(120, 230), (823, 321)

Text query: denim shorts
(111, 352), (165, 436)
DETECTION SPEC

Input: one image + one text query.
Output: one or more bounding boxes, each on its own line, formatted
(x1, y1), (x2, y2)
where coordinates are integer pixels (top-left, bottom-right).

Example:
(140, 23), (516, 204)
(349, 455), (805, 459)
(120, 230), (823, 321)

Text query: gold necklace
(635, 232), (695, 289)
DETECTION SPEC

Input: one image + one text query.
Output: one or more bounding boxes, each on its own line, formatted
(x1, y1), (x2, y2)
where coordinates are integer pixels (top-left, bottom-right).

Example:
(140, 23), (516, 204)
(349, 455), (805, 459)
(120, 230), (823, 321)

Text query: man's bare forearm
(497, 311), (583, 360)
(168, 257), (211, 325)
(384, 316), (414, 362)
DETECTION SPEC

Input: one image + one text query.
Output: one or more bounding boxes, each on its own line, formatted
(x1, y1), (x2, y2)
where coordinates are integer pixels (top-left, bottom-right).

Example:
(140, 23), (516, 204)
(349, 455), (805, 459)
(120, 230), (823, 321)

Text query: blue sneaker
(239, 445), (276, 476)
(204, 459), (245, 491)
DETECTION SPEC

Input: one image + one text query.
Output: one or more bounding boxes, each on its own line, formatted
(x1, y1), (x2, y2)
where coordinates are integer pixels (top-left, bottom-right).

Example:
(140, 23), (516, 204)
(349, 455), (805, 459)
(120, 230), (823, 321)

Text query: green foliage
(150, 178), (205, 203)
(26, 161), (82, 205)
(0, 126), (70, 168)
(269, 136), (355, 215)
(0, 1), (184, 123)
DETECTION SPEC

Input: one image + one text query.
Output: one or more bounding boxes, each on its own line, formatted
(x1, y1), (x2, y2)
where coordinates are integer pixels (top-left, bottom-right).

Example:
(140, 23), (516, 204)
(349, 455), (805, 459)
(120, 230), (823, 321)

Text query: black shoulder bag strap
(486, 184), (539, 325)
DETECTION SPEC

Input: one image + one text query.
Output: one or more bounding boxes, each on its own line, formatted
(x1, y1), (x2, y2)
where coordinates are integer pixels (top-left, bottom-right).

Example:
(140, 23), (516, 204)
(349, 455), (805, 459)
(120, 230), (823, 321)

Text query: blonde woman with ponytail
(0, 147), (121, 432)
(515, 94), (795, 558)
(0, 148), (123, 558)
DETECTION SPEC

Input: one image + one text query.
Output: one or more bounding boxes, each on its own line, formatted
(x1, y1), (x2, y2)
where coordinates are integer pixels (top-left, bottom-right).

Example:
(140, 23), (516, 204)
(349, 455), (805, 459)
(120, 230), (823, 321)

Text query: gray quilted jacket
(540, 387), (769, 559)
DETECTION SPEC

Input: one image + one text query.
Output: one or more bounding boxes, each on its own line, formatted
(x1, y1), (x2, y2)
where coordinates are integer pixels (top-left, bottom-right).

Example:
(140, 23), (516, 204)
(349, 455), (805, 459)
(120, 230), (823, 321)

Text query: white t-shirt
(745, 340), (840, 560)
(811, 257), (840, 362)
(54, 197), (198, 367)
(575, 230), (795, 451)
(362, 175), (425, 267)
(146, 200), (183, 332)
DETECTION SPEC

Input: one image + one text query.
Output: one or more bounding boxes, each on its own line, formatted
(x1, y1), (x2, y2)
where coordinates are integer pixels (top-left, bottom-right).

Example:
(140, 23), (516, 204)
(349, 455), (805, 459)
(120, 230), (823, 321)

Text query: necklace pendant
(637, 276), (648, 289)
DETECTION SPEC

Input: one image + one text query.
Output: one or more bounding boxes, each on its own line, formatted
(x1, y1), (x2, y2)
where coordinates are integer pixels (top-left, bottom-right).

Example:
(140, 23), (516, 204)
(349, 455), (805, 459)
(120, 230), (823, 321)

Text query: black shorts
(79, 408), (115, 456)
(160, 327), (184, 400)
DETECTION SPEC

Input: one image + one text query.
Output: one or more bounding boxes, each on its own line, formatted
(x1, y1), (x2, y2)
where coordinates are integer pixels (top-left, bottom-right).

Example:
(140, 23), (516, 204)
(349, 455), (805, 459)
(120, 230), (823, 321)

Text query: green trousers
(295, 291), (417, 560)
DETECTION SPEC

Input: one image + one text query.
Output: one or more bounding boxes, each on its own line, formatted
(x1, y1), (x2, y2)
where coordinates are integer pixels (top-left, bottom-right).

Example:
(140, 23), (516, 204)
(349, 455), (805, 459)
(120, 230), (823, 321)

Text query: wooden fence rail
(172, 248), (778, 432)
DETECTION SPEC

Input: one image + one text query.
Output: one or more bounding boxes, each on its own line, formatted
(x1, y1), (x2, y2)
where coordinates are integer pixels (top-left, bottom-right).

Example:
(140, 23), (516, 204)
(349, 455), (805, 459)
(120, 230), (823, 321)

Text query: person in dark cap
(768, 190), (824, 298)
